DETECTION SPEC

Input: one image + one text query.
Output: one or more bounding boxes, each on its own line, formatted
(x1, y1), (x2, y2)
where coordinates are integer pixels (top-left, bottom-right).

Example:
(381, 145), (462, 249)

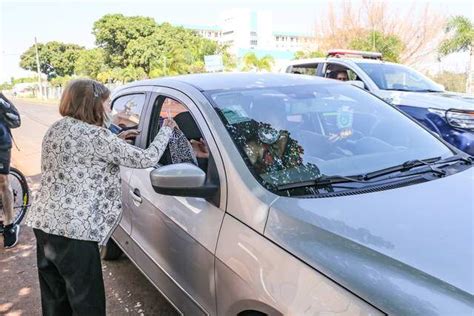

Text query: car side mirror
(150, 163), (218, 198)
(347, 80), (366, 89)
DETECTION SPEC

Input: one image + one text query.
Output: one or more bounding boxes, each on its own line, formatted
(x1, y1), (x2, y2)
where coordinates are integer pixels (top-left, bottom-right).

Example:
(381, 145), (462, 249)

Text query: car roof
(284, 57), (396, 66)
(119, 72), (336, 92)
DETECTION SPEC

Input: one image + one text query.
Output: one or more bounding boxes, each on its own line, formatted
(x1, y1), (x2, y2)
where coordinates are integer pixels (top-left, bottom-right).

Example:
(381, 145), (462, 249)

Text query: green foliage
(19, 14), (237, 85)
(50, 75), (74, 87)
(126, 22), (224, 76)
(430, 71), (467, 93)
(93, 15), (233, 77)
(294, 50), (325, 59)
(12, 77), (37, 84)
(93, 14), (157, 68)
(349, 31), (404, 63)
(75, 48), (107, 79)
(19, 41), (84, 78)
(96, 66), (146, 84)
(439, 16), (474, 56)
(242, 53), (275, 72)
(0, 82), (13, 90)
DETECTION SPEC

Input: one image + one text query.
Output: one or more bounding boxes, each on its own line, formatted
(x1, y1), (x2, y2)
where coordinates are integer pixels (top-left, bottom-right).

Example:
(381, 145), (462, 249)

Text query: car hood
(376, 90), (474, 111)
(265, 168), (474, 314)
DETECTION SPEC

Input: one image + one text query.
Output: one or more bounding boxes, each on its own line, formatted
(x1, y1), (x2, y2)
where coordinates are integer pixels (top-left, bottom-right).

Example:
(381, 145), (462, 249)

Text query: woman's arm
(92, 126), (173, 168)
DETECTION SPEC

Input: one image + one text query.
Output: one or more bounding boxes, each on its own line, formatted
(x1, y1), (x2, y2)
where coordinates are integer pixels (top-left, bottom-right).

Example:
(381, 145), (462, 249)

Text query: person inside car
(327, 69), (349, 81)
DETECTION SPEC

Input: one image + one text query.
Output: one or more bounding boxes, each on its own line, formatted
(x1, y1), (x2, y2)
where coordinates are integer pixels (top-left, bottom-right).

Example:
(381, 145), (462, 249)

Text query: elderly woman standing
(25, 79), (177, 316)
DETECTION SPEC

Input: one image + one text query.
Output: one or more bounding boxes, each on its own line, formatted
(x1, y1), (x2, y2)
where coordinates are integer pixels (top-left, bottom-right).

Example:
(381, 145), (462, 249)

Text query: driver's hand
(118, 129), (140, 144)
(190, 138), (209, 158)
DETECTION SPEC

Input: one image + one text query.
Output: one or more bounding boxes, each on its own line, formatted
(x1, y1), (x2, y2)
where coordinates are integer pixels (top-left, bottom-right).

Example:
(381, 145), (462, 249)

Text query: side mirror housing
(347, 80), (366, 89)
(150, 163), (218, 198)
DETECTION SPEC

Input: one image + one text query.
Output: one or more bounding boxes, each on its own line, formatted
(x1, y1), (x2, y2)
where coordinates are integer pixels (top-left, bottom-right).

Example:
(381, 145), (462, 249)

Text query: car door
(109, 89), (150, 235)
(128, 87), (226, 315)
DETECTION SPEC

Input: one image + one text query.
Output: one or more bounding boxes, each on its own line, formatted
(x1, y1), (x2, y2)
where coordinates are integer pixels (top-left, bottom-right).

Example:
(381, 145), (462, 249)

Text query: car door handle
(130, 188), (142, 204)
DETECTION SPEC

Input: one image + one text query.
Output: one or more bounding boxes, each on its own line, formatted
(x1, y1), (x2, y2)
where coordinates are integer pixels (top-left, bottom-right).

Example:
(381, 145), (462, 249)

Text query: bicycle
(0, 167), (30, 233)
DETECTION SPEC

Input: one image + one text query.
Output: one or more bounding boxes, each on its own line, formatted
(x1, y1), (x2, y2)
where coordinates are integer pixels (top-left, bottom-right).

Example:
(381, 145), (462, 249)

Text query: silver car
(102, 73), (473, 315)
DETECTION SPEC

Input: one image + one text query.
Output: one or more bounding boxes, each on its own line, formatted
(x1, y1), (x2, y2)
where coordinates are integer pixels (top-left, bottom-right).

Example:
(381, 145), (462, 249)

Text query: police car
(282, 49), (474, 155)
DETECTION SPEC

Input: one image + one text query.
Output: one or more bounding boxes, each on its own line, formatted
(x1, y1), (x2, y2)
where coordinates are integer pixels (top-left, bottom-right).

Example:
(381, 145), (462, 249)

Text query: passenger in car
(328, 70), (349, 81)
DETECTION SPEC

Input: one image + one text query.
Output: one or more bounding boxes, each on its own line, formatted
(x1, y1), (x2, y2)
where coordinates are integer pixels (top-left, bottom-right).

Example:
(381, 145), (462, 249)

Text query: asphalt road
(0, 97), (178, 316)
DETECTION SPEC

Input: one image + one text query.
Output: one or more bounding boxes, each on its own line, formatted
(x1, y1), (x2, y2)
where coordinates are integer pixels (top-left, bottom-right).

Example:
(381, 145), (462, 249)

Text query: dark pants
(34, 229), (106, 316)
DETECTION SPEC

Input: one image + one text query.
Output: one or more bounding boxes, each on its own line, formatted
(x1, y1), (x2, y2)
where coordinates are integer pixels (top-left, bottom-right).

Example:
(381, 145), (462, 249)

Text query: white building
(188, 9), (316, 60)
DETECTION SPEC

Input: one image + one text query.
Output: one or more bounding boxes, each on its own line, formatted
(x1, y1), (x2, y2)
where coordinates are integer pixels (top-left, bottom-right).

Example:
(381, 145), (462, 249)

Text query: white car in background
(281, 50), (474, 155)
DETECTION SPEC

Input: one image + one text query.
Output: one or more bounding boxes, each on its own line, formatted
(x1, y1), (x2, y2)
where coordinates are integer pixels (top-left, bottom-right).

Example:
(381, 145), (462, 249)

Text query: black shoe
(3, 224), (20, 248)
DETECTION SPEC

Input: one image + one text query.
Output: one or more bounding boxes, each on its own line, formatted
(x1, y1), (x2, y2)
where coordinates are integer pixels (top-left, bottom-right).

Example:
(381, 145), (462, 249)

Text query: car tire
(100, 238), (123, 260)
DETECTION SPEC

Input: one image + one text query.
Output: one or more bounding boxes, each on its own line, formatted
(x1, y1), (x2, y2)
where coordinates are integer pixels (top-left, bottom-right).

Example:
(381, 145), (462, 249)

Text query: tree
(430, 71), (467, 93)
(50, 75), (73, 87)
(294, 50), (325, 60)
(242, 53), (274, 72)
(350, 31), (404, 62)
(93, 14), (158, 68)
(0, 82), (13, 91)
(315, 0), (445, 65)
(12, 77), (37, 84)
(92, 15), (232, 77)
(438, 16), (473, 93)
(20, 41), (84, 78)
(126, 22), (224, 76)
(75, 48), (107, 80)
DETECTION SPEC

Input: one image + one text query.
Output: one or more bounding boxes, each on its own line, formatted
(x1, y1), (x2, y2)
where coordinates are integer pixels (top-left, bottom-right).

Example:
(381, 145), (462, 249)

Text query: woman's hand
(163, 118), (178, 130)
(190, 138), (209, 158)
(118, 129), (140, 144)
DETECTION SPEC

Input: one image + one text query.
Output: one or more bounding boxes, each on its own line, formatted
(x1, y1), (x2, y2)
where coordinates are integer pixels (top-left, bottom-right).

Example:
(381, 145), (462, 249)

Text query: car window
(289, 63), (320, 75)
(206, 84), (452, 196)
(111, 93), (146, 128)
(356, 62), (443, 92)
(150, 96), (210, 171)
(325, 63), (359, 81)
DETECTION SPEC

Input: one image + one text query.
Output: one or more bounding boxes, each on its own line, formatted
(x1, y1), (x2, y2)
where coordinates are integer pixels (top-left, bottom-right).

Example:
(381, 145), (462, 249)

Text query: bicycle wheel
(0, 167), (30, 233)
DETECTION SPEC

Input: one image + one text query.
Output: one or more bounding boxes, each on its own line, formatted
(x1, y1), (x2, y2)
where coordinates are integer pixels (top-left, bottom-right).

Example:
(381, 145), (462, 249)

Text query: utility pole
(34, 37), (44, 99)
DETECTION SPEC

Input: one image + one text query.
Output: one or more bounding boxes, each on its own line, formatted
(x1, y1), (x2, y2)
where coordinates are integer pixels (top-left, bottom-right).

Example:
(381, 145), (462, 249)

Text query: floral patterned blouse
(25, 116), (172, 245)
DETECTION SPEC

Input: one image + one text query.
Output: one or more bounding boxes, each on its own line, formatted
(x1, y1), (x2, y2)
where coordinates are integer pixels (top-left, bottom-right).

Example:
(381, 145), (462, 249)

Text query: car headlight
(429, 108), (474, 130)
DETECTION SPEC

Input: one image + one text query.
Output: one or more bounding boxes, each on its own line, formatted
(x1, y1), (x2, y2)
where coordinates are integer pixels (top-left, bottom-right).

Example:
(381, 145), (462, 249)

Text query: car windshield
(357, 62), (443, 92)
(206, 84), (452, 194)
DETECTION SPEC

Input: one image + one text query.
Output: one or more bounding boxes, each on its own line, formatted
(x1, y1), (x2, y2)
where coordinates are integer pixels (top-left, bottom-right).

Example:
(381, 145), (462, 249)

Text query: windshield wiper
(412, 89), (443, 93)
(362, 157), (445, 180)
(384, 88), (414, 92)
(277, 175), (364, 191)
(432, 154), (473, 166)
(276, 155), (469, 192)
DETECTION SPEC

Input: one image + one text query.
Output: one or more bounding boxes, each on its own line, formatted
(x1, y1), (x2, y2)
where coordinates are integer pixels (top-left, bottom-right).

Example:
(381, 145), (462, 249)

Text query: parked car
(282, 50), (474, 156)
(102, 73), (473, 315)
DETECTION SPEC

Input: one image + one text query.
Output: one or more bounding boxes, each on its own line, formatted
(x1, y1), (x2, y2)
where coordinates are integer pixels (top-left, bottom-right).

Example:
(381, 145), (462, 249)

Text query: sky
(1, 0), (473, 82)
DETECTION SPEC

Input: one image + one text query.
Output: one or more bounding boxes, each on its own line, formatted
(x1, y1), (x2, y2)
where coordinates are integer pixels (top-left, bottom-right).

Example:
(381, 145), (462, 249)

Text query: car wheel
(100, 238), (123, 260)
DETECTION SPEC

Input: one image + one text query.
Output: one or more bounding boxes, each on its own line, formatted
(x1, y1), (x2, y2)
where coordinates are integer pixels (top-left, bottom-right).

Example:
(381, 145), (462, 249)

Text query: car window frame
(110, 88), (152, 146)
(288, 62), (321, 76)
(140, 86), (227, 209)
